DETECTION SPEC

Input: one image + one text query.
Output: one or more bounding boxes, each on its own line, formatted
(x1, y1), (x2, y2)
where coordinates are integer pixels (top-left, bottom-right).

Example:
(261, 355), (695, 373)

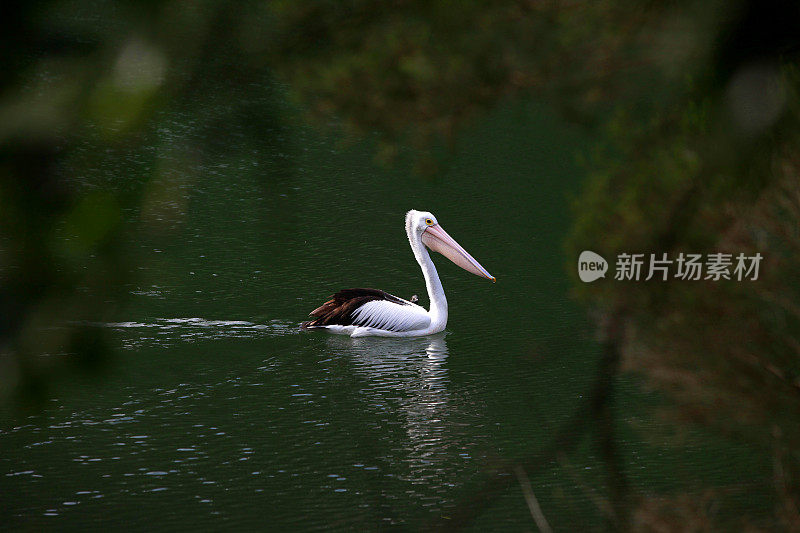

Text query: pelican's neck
(409, 231), (448, 327)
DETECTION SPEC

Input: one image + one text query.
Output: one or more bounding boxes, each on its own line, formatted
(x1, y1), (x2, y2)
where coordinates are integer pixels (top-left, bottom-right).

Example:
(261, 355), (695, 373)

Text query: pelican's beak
(422, 224), (496, 282)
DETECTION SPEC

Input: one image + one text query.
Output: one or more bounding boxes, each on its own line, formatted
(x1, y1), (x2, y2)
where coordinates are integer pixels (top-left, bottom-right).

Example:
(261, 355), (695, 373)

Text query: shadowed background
(1, 1), (799, 530)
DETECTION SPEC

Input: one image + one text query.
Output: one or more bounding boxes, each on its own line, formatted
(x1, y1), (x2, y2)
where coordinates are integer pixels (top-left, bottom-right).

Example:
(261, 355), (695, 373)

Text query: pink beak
(421, 224), (496, 282)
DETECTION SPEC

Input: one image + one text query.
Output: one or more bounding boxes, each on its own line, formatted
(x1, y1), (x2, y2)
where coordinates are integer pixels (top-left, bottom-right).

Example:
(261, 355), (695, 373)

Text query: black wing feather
(301, 288), (410, 328)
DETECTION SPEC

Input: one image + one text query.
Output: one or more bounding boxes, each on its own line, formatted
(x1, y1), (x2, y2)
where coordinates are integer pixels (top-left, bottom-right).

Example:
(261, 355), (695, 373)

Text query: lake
(1, 86), (764, 530)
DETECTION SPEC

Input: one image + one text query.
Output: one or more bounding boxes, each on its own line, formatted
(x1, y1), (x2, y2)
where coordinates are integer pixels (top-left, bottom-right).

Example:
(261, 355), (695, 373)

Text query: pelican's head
(405, 209), (496, 282)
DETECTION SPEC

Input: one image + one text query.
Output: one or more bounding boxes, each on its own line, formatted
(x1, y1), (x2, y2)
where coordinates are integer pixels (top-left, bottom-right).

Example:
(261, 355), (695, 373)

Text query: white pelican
(302, 210), (495, 337)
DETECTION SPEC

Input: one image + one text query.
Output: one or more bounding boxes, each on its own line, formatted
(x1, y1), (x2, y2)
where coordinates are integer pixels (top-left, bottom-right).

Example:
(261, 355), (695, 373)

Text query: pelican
(301, 210), (495, 337)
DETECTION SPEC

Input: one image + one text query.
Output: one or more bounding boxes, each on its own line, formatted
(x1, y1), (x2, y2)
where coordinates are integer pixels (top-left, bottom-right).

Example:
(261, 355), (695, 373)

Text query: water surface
(1, 94), (763, 530)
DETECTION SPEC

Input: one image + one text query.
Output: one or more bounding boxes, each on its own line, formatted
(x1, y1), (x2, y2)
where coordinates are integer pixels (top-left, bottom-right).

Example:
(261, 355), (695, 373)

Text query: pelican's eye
(425, 218), (434, 226)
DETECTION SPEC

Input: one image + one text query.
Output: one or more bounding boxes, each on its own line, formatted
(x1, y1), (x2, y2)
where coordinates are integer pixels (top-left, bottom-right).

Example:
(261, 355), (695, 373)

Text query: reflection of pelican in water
(333, 333), (449, 393)
(328, 334), (459, 487)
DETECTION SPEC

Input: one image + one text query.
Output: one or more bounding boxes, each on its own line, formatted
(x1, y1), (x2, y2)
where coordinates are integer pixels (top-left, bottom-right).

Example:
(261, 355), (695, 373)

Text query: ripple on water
(84, 318), (300, 349)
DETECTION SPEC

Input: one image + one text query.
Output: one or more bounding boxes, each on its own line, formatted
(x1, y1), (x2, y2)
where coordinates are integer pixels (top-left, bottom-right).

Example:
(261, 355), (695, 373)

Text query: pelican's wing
(351, 299), (430, 332)
(302, 288), (429, 332)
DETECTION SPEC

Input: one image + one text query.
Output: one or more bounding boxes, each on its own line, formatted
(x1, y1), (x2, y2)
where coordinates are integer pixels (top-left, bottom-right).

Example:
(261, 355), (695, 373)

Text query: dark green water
(1, 92), (766, 530)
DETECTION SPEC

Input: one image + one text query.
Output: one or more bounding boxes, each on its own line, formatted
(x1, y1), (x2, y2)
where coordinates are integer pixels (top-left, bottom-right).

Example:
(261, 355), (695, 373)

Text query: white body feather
(349, 300), (434, 336)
